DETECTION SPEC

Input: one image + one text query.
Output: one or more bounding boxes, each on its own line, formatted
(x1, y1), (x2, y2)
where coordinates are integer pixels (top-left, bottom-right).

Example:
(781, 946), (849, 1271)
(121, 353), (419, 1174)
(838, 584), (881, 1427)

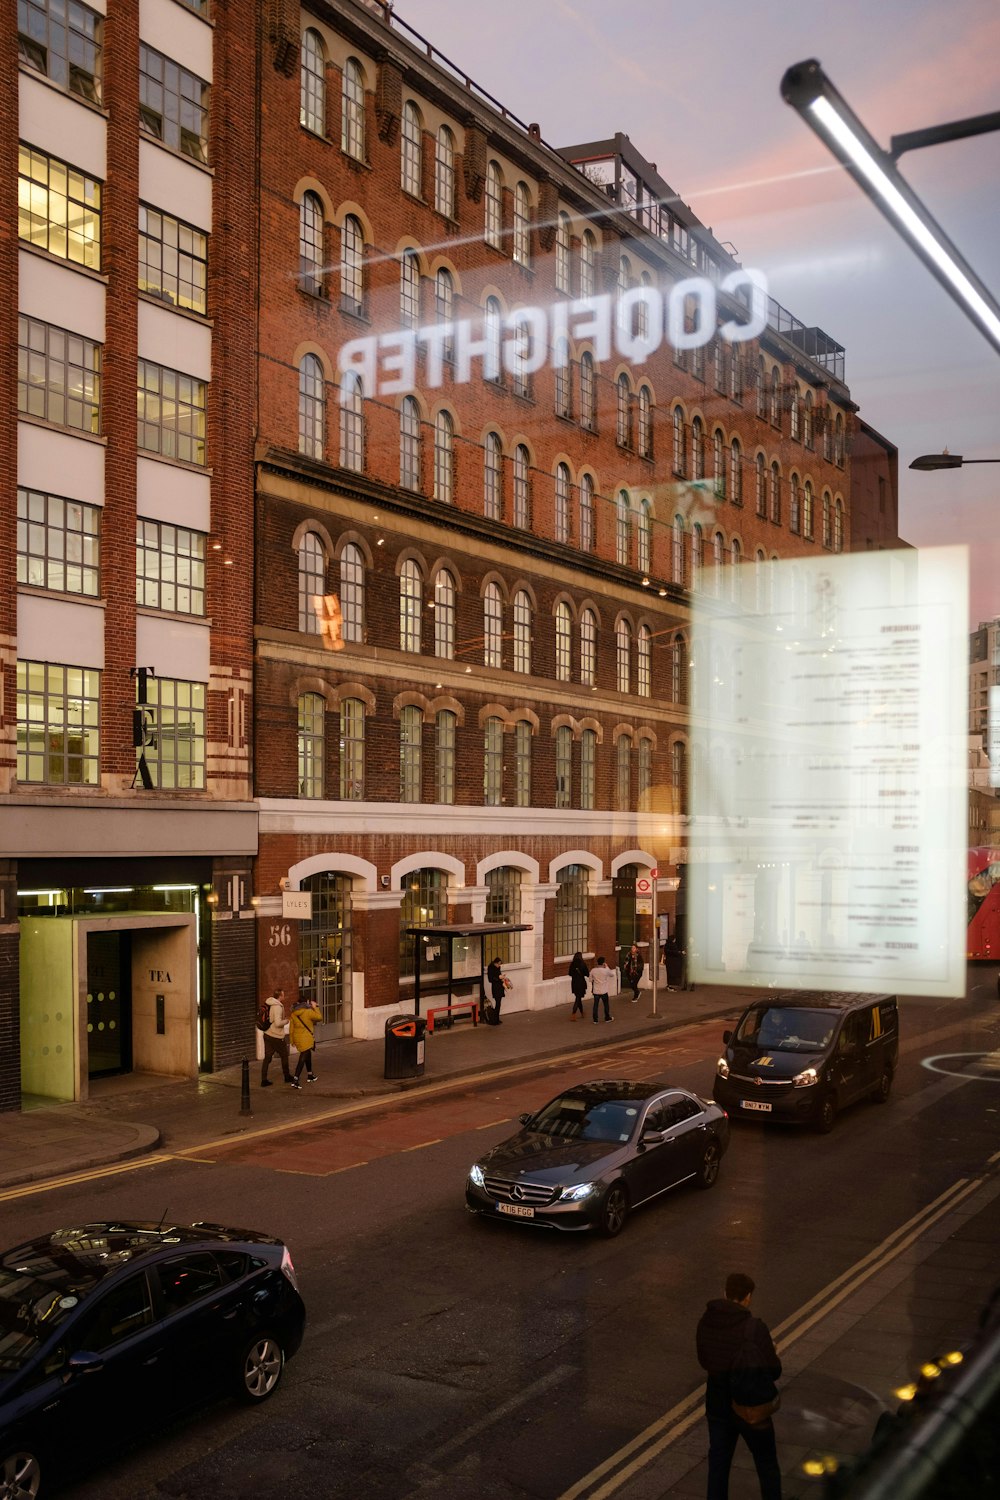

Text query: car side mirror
(722, 1030), (732, 1044)
(518, 1112), (531, 1126)
(640, 1129), (665, 1147)
(67, 1350), (105, 1377)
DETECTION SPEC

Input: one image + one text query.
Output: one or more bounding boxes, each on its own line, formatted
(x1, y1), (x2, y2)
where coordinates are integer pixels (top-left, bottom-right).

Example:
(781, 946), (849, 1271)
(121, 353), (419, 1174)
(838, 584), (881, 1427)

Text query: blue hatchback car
(0, 1221), (306, 1499)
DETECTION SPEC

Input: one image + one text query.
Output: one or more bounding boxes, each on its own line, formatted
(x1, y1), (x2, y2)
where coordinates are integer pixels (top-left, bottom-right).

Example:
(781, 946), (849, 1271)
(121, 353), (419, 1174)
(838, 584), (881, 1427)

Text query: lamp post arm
(890, 111), (1000, 162)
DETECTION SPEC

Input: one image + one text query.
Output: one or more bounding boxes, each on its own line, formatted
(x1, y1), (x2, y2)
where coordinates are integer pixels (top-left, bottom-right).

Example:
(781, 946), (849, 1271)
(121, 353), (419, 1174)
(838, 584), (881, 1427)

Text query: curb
(1, 1124), (162, 1191)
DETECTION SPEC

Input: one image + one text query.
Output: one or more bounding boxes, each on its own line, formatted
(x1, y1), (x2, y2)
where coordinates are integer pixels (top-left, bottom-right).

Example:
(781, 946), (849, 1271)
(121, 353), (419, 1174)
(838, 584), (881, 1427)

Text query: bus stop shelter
(405, 922), (532, 1017)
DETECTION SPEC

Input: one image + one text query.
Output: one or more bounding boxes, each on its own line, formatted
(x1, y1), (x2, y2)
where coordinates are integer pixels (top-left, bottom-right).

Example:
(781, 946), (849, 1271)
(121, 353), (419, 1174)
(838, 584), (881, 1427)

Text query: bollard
(240, 1056), (252, 1116)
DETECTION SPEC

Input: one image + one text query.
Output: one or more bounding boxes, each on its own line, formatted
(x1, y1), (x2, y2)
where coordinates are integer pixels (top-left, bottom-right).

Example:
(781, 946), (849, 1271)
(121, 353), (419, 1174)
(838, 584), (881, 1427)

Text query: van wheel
(871, 1069), (893, 1104)
(815, 1095), (837, 1133)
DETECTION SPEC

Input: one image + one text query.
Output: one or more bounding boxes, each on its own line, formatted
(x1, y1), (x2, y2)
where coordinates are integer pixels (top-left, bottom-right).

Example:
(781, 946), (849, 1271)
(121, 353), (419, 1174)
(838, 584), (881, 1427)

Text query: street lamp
(781, 59), (1000, 356)
(910, 454), (1000, 471)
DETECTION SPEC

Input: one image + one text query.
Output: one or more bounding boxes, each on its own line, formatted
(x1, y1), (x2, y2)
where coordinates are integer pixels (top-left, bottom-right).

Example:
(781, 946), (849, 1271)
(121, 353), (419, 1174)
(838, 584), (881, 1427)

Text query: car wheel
(0, 1448), (42, 1500)
(696, 1140), (721, 1189)
(871, 1069), (893, 1104)
(236, 1334), (285, 1404)
(815, 1095), (837, 1134)
(598, 1182), (629, 1238)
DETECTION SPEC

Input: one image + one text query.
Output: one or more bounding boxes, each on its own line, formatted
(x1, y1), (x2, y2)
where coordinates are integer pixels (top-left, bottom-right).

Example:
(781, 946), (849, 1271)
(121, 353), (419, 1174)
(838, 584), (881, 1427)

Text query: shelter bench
(426, 999), (479, 1032)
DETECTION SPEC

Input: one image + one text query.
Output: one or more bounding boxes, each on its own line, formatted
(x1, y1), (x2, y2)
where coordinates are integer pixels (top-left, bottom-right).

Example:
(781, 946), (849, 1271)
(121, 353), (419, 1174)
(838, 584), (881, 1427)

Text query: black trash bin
(384, 1014), (427, 1080)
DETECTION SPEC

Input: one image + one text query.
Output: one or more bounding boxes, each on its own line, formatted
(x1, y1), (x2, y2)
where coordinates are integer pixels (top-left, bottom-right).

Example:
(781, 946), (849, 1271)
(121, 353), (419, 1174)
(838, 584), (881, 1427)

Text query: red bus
(968, 847), (1000, 960)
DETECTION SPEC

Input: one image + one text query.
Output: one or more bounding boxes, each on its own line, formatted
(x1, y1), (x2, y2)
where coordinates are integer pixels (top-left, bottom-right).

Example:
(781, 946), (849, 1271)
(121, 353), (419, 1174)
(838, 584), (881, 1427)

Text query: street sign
(282, 890), (313, 920)
(635, 876), (653, 896)
(611, 876), (636, 895)
(636, 898), (653, 915)
(650, 868), (659, 878)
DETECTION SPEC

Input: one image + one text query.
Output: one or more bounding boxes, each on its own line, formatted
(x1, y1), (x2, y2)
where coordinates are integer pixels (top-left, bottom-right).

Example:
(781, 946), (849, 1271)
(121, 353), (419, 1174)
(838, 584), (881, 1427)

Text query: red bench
(426, 999), (479, 1033)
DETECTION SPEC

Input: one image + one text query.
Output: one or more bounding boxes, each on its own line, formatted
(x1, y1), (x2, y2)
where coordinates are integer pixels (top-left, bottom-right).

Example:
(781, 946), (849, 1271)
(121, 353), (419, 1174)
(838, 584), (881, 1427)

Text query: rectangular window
(340, 699), (365, 800)
(514, 720), (531, 808)
(297, 693), (325, 799)
(17, 660), (100, 785)
(138, 205), (207, 314)
(484, 718), (503, 806)
(18, 316), (101, 433)
(137, 360), (207, 465)
(17, 488), (99, 596)
(400, 706), (422, 803)
(554, 865), (588, 957)
(580, 731), (595, 810)
(19, 144), (101, 269)
(555, 728), (572, 809)
(136, 519), (206, 615)
(436, 711), (455, 805)
(140, 676), (206, 789)
(18, 0), (102, 102)
(139, 44), (209, 164)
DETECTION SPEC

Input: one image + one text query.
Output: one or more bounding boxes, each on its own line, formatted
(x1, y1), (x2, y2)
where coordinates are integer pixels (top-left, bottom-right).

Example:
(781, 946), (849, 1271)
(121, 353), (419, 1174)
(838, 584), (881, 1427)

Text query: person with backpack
(259, 987), (298, 1089)
(290, 993), (321, 1083)
(696, 1271), (782, 1500)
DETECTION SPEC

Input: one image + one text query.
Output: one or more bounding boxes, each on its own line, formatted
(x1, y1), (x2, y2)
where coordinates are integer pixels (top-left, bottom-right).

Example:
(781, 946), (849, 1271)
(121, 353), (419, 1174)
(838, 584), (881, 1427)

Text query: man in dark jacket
(696, 1271), (782, 1500)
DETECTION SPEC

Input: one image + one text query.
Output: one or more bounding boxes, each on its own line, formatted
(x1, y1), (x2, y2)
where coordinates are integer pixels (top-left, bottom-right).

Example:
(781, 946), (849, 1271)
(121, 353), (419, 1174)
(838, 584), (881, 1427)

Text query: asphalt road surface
(6, 981), (1000, 1500)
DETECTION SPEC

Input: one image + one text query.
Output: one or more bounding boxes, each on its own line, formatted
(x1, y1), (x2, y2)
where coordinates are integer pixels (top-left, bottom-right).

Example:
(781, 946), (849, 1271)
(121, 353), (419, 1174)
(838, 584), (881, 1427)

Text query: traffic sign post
(651, 871), (658, 1016)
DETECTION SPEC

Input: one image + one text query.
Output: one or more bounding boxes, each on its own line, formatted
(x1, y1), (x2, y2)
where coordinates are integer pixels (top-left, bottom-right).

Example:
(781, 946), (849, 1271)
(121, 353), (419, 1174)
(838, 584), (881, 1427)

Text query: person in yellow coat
(290, 994), (322, 1083)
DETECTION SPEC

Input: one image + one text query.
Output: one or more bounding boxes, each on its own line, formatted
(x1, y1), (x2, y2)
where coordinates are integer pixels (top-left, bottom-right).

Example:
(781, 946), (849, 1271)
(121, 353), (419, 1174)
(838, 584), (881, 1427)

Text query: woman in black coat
(569, 951), (589, 1019)
(486, 956), (505, 1025)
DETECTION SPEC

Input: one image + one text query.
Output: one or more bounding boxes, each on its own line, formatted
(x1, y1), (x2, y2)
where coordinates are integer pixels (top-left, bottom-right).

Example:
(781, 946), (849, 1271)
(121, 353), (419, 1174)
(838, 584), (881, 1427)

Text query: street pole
(651, 873), (658, 1017)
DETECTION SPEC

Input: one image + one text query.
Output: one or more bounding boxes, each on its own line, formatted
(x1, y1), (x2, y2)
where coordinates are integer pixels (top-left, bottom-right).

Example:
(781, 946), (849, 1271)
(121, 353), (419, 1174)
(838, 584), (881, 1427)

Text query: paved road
(7, 991), (1000, 1499)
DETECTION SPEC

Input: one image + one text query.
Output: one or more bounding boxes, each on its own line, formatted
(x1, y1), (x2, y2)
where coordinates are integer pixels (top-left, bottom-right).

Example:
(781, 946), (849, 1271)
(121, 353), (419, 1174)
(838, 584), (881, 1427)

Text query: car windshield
(529, 1094), (640, 1144)
(735, 1007), (837, 1052)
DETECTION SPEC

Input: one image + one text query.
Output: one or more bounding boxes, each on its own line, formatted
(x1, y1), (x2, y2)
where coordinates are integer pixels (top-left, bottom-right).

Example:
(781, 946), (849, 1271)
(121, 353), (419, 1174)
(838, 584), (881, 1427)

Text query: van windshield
(734, 1007), (838, 1052)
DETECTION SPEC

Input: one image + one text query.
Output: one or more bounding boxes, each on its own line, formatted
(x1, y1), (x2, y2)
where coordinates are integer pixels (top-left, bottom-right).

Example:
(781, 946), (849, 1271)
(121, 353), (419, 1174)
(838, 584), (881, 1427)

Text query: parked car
(713, 992), (899, 1132)
(0, 1221), (306, 1498)
(466, 1079), (729, 1236)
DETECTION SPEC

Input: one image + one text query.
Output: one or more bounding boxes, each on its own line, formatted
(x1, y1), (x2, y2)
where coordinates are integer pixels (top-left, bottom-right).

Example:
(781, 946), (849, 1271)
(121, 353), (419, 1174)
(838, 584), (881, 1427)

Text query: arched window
(790, 384), (800, 441)
(770, 461), (782, 524)
(300, 29), (325, 134)
(672, 514), (685, 585)
(670, 740), (687, 816)
(400, 100), (422, 196)
(399, 558), (422, 652)
(554, 863), (588, 954)
(434, 126), (455, 218)
(617, 255), (631, 310)
(789, 473), (801, 533)
(803, 391), (814, 449)
(399, 704), (422, 802)
(298, 354), (324, 459)
(483, 716), (503, 806)
(555, 463), (571, 544)
(712, 531), (725, 594)
(484, 161), (502, 248)
(484, 431), (502, 519)
(834, 413), (845, 467)
(769, 366), (781, 426)
(484, 581), (503, 667)
(580, 352), (596, 430)
(580, 607), (597, 686)
(822, 490), (832, 548)
(514, 721), (532, 808)
(297, 532), (325, 632)
(435, 709), (455, 804)
(341, 58), (365, 160)
(555, 599), (572, 681)
(299, 192), (324, 295)
(730, 347), (743, 403)
(579, 230), (596, 297)
(513, 589), (532, 673)
(615, 735), (631, 812)
(399, 867), (446, 977)
(484, 296), (503, 382)
(513, 444), (531, 528)
(554, 341), (572, 418)
(512, 182), (531, 264)
(400, 396), (421, 490)
(637, 499), (651, 574)
(433, 410), (454, 503)
(340, 214), (364, 314)
(713, 428), (726, 500)
(579, 473), (595, 551)
(691, 522), (704, 586)
(834, 498), (844, 552)
(434, 567), (456, 658)
(756, 355), (768, 418)
(340, 542), (364, 643)
(822, 409), (833, 462)
(637, 386), (652, 459)
(714, 340), (726, 393)
(486, 866), (524, 960)
(755, 452), (767, 518)
(637, 623), (652, 698)
(672, 406), (686, 477)
(755, 550), (767, 613)
(555, 212), (571, 293)
(670, 634), (685, 703)
(691, 416), (704, 480)
(297, 692), (325, 798)
(803, 480), (814, 538)
(638, 738), (652, 811)
(616, 490), (631, 566)
(730, 539), (741, 602)
(555, 726), (572, 809)
(340, 697), (364, 799)
(400, 249), (420, 327)
(616, 374), (632, 447)
(580, 728), (596, 810)
(616, 617), (632, 693)
(730, 439), (742, 505)
(637, 273), (652, 340)
(339, 371), (363, 471)
(435, 267), (454, 351)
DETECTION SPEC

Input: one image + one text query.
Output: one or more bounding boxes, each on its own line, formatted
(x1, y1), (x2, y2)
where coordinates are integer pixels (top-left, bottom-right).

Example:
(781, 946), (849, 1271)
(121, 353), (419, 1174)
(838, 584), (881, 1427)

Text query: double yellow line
(558, 1166), (995, 1500)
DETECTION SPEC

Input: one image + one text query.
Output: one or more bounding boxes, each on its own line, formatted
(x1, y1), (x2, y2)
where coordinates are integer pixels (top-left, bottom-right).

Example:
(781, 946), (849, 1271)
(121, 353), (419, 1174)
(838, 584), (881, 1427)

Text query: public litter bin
(384, 1014), (427, 1080)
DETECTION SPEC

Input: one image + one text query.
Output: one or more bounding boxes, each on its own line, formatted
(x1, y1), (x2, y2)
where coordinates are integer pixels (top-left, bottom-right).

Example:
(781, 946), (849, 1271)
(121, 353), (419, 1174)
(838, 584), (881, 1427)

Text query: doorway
(299, 873), (353, 1038)
(86, 931), (132, 1077)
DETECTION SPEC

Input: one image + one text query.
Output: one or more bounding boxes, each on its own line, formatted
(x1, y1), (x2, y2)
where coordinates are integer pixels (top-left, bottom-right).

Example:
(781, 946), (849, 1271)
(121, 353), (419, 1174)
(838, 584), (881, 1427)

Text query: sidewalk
(2, 978), (748, 1192)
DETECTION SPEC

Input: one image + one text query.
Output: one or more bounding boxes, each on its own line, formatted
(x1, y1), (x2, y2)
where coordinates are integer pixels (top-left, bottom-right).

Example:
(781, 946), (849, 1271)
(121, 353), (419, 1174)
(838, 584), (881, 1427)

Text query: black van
(712, 992), (899, 1133)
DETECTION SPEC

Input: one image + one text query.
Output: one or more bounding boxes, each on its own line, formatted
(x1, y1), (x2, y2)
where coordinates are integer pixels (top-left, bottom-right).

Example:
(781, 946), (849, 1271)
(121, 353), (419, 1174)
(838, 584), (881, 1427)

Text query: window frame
(17, 659), (100, 786)
(297, 691), (326, 799)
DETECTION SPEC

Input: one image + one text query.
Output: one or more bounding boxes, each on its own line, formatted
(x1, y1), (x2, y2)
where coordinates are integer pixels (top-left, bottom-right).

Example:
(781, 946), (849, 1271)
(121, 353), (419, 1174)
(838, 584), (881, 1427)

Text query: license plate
(497, 1202), (535, 1218)
(741, 1099), (772, 1113)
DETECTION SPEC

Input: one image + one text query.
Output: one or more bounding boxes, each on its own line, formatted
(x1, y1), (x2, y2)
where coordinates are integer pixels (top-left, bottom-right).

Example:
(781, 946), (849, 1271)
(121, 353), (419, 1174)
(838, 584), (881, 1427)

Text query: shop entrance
(86, 930), (132, 1077)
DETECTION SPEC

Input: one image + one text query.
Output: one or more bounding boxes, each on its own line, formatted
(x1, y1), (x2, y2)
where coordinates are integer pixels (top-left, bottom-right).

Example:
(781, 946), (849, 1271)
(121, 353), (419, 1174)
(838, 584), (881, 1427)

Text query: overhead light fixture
(909, 452), (1000, 470)
(781, 60), (1000, 355)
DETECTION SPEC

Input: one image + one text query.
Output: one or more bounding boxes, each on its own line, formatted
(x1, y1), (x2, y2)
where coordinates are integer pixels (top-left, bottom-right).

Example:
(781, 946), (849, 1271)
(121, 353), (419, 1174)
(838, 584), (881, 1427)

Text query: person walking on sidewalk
(486, 956), (506, 1025)
(696, 1271), (782, 1500)
(569, 951), (589, 1019)
(291, 993), (321, 1083)
(622, 943), (644, 1003)
(590, 956), (615, 1023)
(261, 988), (299, 1089)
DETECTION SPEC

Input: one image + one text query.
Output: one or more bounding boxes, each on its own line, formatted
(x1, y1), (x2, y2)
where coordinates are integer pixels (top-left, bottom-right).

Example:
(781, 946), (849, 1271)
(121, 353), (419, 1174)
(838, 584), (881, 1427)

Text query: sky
(399, 0), (1000, 624)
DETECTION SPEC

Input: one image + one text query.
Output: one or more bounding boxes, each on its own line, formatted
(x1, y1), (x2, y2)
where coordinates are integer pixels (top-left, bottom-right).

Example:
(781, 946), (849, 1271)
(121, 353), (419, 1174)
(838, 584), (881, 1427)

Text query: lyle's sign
(282, 890), (313, 920)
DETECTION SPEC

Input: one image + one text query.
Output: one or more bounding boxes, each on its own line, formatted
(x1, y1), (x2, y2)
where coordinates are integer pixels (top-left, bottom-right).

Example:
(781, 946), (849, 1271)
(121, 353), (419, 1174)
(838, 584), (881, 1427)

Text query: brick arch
(480, 569), (509, 602)
(428, 254), (463, 298)
(478, 702), (514, 729)
(548, 849), (602, 882)
(512, 708), (540, 732)
(291, 176), (335, 218)
(428, 694), (465, 723)
(332, 682), (376, 712)
(394, 546), (428, 578)
(330, 199), (375, 245)
(288, 853), (378, 893)
(551, 713), (580, 740)
(291, 517), (335, 559)
(291, 342), (334, 381)
(577, 716), (604, 742)
(477, 850), (540, 883)
(288, 677), (337, 709)
(392, 236), (431, 276)
(391, 851), (465, 886)
(610, 849), (656, 874)
(334, 530), (374, 568)
(393, 689), (431, 721)
(429, 556), (463, 592)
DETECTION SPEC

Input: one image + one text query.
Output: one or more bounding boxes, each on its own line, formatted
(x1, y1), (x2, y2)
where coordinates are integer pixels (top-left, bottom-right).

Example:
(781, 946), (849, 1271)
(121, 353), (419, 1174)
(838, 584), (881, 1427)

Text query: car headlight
(792, 1067), (818, 1088)
(716, 1057), (730, 1079)
(558, 1182), (598, 1201)
(468, 1164), (485, 1188)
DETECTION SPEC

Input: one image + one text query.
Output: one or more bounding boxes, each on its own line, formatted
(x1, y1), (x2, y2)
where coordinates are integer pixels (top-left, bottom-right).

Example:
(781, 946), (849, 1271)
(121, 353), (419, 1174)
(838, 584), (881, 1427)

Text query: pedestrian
(590, 955), (615, 1023)
(486, 955), (506, 1025)
(290, 993), (321, 1083)
(696, 1271), (782, 1500)
(569, 951), (589, 1019)
(665, 933), (684, 990)
(260, 987), (298, 1089)
(622, 943), (644, 1003)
